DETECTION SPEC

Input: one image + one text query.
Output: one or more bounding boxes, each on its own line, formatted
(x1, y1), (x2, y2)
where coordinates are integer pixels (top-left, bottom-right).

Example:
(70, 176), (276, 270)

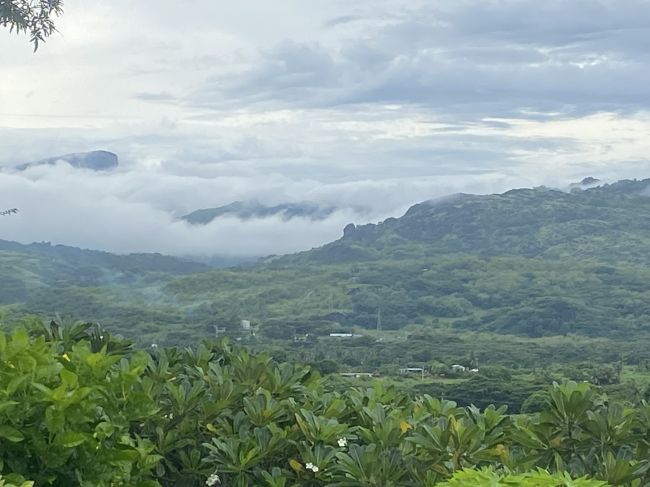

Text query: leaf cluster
(0, 0), (63, 50)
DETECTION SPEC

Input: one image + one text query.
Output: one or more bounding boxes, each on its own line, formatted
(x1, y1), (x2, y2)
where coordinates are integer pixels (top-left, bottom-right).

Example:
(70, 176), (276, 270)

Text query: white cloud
(1, 0), (650, 256)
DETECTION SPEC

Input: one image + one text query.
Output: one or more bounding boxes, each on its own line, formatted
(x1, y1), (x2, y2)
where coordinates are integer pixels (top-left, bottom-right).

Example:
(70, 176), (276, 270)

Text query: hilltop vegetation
(296, 179), (650, 264)
(181, 201), (337, 225)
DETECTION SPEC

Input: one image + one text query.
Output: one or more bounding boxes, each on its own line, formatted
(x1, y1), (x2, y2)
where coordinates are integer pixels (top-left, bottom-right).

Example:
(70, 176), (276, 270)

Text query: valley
(4, 179), (650, 411)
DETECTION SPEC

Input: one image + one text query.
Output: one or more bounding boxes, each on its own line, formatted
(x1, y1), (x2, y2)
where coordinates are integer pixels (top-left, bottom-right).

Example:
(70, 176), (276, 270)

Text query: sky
(1, 0), (650, 257)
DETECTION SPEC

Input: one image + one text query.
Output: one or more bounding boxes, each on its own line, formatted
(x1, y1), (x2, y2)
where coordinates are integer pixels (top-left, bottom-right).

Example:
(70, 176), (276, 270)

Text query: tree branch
(0, 0), (64, 50)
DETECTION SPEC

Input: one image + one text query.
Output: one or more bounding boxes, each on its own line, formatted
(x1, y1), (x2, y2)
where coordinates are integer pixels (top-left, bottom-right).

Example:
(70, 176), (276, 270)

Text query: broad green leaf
(60, 368), (78, 388)
(11, 328), (29, 351)
(0, 425), (25, 442)
(57, 431), (87, 448)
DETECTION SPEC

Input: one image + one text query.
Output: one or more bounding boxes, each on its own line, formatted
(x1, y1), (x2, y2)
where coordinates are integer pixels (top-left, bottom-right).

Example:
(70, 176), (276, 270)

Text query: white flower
(305, 462), (314, 470)
(312, 466), (319, 473)
(337, 437), (348, 448)
(206, 473), (221, 486)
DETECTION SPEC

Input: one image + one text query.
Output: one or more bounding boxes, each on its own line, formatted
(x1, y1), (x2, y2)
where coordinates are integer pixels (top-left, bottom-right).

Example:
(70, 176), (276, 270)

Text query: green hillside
(0, 240), (210, 334)
(286, 179), (650, 265)
(4, 180), (650, 342)
(159, 179), (650, 340)
(4, 179), (650, 407)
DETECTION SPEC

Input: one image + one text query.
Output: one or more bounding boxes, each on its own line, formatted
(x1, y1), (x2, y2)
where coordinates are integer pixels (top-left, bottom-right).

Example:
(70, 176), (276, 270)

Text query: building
(399, 367), (427, 380)
(400, 367), (425, 374)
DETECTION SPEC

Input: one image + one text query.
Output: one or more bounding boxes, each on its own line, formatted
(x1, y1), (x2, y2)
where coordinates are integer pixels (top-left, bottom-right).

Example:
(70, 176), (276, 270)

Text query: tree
(0, 0), (63, 50)
(0, 208), (18, 216)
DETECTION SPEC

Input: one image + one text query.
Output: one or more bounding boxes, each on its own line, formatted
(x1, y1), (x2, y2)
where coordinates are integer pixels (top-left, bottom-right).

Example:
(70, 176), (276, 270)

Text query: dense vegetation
(5, 180), (650, 410)
(2, 324), (649, 486)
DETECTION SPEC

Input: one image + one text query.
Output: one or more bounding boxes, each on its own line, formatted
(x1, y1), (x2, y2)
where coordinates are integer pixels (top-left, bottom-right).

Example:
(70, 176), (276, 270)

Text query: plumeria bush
(436, 467), (609, 486)
(1, 322), (649, 486)
(0, 473), (34, 487)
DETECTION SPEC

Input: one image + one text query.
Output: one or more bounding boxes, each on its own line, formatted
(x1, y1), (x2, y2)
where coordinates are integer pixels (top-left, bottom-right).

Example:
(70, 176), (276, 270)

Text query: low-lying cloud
(0, 160), (521, 256)
(2, 0), (650, 257)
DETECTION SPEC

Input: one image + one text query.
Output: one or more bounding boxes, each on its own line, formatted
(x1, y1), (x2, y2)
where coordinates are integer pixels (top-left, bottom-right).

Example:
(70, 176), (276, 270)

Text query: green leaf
(5, 375), (29, 395)
(0, 424), (25, 442)
(60, 368), (78, 388)
(0, 401), (19, 413)
(11, 328), (29, 351)
(57, 431), (87, 448)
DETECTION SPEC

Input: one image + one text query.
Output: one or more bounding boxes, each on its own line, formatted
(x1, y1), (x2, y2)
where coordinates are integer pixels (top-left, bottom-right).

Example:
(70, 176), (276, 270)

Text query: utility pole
(376, 308), (382, 331)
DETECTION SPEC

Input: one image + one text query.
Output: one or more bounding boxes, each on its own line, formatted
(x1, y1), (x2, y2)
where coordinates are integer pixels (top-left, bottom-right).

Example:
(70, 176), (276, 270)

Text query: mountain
(286, 179), (650, 265)
(5, 178), (650, 346)
(181, 201), (336, 224)
(0, 239), (208, 297)
(163, 178), (650, 341)
(569, 176), (602, 190)
(0, 238), (213, 336)
(0, 239), (207, 277)
(17, 150), (119, 171)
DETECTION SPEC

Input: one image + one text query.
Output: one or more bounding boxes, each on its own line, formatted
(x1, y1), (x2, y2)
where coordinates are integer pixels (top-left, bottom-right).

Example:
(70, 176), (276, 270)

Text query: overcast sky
(1, 0), (650, 256)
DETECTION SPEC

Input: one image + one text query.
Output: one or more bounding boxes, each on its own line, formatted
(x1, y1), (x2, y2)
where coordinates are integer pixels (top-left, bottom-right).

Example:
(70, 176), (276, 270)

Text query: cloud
(189, 0), (650, 115)
(134, 92), (178, 102)
(2, 0), (650, 257)
(2, 111), (648, 258)
(0, 161), (517, 256)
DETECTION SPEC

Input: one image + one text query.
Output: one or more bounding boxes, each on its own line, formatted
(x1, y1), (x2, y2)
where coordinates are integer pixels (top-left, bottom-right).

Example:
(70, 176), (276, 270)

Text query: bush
(0, 474), (34, 487)
(437, 467), (609, 486)
(1, 326), (650, 486)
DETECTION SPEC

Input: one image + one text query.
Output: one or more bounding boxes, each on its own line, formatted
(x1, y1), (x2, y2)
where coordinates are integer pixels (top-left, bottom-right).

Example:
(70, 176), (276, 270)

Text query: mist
(3, 0), (650, 256)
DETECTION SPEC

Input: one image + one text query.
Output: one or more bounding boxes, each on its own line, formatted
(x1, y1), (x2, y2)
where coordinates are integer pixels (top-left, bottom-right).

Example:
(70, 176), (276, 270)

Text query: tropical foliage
(2, 324), (650, 486)
(437, 468), (609, 486)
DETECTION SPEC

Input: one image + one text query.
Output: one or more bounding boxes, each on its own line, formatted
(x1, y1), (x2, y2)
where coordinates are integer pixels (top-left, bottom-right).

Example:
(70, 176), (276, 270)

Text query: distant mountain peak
(181, 201), (336, 225)
(17, 150), (119, 171)
(569, 176), (602, 190)
(581, 177), (601, 185)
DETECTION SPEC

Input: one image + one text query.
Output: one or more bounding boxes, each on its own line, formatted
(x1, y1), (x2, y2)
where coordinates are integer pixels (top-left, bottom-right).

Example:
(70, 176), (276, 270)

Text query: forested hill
(163, 178), (650, 343)
(0, 239), (208, 282)
(0, 239), (208, 322)
(282, 178), (650, 265)
(4, 178), (650, 345)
